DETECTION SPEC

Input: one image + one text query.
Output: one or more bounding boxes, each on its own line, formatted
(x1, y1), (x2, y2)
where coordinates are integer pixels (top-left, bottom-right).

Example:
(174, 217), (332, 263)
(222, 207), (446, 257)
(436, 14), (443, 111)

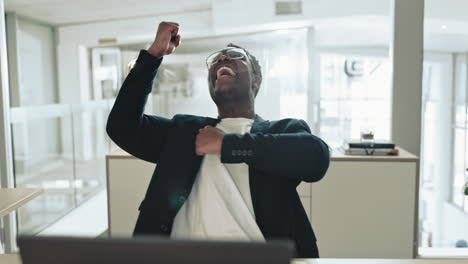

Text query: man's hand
(195, 126), (224, 156)
(147, 21), (181, 57)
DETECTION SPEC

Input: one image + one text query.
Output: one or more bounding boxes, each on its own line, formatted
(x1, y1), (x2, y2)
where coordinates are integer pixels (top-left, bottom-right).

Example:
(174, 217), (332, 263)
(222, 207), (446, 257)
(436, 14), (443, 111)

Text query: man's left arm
(221, 120), (330, 183)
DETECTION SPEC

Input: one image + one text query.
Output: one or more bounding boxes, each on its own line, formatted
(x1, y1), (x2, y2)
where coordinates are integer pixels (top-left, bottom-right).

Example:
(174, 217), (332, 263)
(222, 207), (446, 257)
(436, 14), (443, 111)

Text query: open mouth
(216, 66), (236, 79)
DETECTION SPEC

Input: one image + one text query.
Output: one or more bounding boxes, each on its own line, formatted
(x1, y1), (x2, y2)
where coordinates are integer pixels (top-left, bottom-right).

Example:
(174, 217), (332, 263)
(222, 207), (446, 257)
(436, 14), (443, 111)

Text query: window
(422, 0), (468, 253)
(318, 54), (392, 147)
(452, 54), (468, 212)
(419, 52), (468, 251)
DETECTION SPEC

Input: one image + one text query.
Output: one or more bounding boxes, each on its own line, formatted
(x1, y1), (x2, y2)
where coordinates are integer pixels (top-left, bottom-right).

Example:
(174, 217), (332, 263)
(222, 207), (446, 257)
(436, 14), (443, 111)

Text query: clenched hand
(147, 21), (181, 57)
(195, 126), (224, 156)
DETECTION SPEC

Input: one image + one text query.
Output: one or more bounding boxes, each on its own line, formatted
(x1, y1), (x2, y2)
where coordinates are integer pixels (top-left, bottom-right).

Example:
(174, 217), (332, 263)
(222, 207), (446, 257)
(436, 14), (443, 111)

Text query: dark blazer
(106, 50), (331, 258)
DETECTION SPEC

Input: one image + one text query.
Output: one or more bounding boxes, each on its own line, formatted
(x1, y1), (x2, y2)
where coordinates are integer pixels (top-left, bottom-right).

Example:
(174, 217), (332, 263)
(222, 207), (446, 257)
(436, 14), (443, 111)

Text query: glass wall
(10, 100), (114, 234)
(5, 14), (117, 235)
(10, 106), (75, 234)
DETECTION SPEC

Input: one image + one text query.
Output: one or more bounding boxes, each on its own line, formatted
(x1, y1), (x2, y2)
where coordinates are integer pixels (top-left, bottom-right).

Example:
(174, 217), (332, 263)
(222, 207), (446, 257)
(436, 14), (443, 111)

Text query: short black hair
(227, 43), (262, 89)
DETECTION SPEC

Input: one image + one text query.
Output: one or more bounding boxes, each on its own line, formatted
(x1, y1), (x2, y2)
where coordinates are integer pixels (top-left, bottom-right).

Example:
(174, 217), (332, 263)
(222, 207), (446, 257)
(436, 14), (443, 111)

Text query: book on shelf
(346, 140), (395, 149)
(348, 147), (395, 152)
(342, 147), (399, 156)
(341, 139), (398, 156)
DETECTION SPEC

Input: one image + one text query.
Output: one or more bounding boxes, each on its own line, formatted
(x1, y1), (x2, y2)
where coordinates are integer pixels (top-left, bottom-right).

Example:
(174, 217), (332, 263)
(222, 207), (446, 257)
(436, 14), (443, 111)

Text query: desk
(2, 254), (467, 264)
(0, 189), (44, 217)
(0, 254), (20, 264)
(0, 188), (43, 254)
(106, 147), (419, 258)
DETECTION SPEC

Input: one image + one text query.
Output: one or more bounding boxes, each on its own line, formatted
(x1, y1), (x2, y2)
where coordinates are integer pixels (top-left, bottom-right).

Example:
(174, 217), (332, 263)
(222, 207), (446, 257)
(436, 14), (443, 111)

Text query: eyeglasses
(206, 47), (249, 69)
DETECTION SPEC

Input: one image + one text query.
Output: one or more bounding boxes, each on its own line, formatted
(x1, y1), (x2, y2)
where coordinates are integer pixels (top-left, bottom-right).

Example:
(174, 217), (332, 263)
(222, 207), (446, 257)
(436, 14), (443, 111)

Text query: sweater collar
(206, 114), (266, 132)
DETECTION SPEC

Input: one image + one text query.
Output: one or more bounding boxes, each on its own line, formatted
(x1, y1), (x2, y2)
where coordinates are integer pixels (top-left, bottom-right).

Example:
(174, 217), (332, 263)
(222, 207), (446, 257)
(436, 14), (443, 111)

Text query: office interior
(0, 0), (467, 262)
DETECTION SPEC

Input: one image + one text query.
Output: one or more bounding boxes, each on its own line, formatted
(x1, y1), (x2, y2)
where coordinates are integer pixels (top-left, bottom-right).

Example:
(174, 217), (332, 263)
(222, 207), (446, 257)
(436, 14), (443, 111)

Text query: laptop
(18, 236), (294, 264)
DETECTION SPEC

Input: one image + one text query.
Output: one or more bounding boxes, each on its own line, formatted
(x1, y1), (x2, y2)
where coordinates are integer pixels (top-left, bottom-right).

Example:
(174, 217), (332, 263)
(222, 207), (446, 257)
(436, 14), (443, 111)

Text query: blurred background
(0, 0), (467, 257)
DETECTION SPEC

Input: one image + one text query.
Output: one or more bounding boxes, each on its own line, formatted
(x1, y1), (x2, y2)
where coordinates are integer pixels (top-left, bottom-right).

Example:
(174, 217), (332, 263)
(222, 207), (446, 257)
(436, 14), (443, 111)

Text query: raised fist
(147, 22), (181, 57)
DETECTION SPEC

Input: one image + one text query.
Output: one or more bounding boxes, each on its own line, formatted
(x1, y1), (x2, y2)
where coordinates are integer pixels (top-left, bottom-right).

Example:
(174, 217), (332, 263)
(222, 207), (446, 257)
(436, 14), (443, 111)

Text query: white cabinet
(107, 147), (419, 259)
(106, 151), (154, 237)
(301, 148), (419, 259)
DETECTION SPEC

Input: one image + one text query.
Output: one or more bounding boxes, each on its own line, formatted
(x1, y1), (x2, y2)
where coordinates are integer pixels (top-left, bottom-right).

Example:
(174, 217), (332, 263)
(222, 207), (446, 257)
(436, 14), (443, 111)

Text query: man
(106, 21), (330, 258)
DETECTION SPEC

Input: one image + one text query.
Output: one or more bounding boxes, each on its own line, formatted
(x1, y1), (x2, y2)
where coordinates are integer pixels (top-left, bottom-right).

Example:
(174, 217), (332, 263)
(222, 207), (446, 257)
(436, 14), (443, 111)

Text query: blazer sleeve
(220, 120), (330, 182)
(106, 50), (173, 163)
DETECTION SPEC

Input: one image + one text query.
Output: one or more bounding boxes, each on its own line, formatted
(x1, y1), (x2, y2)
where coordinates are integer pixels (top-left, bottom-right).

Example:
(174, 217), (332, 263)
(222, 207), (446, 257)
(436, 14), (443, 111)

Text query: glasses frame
(205, 47), (250, 69)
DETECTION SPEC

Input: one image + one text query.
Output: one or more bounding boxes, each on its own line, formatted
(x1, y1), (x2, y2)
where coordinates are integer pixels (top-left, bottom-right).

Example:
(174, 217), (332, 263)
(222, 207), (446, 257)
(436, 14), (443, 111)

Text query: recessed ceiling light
(441, 25), (447, 30)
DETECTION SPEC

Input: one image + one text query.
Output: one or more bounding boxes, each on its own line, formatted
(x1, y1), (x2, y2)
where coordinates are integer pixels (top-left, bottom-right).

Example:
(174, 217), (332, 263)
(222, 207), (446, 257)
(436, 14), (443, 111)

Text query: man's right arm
(106, 22), (181, 163)
(106, 50), (172, 163)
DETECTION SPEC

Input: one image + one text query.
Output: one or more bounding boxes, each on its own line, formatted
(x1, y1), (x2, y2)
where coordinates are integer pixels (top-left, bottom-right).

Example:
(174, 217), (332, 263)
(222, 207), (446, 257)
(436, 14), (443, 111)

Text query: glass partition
(70, 100), (113, 205)
(10, 100), (115, 234)
(10, 105), (75, 234)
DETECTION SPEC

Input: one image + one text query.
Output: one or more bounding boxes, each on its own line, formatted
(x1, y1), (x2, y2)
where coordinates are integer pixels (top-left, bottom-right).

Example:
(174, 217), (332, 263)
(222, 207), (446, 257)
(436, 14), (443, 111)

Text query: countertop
(107, 147), (418, 162)
(0, 188), (44, 217)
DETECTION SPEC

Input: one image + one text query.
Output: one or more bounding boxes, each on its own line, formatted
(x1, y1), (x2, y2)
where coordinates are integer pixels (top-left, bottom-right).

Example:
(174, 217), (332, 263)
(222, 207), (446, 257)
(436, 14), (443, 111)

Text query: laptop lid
(18, 236), (294, 264)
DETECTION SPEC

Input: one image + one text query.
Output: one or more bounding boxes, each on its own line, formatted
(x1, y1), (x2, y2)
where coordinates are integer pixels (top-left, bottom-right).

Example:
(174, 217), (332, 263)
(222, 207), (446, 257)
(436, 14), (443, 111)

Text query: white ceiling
(5, 0), (212, 25)
(6, 0), (468, 33)
(6, 0), (468, 52)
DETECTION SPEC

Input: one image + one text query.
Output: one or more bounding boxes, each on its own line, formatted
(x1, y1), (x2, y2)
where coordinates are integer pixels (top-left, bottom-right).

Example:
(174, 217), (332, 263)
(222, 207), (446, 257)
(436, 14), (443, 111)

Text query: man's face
(207, 47), (258, 104)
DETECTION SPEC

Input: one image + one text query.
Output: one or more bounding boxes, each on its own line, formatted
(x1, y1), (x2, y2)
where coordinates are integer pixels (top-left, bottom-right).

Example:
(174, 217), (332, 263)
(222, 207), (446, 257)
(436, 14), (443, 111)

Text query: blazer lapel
(251, 114), (268, 133)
